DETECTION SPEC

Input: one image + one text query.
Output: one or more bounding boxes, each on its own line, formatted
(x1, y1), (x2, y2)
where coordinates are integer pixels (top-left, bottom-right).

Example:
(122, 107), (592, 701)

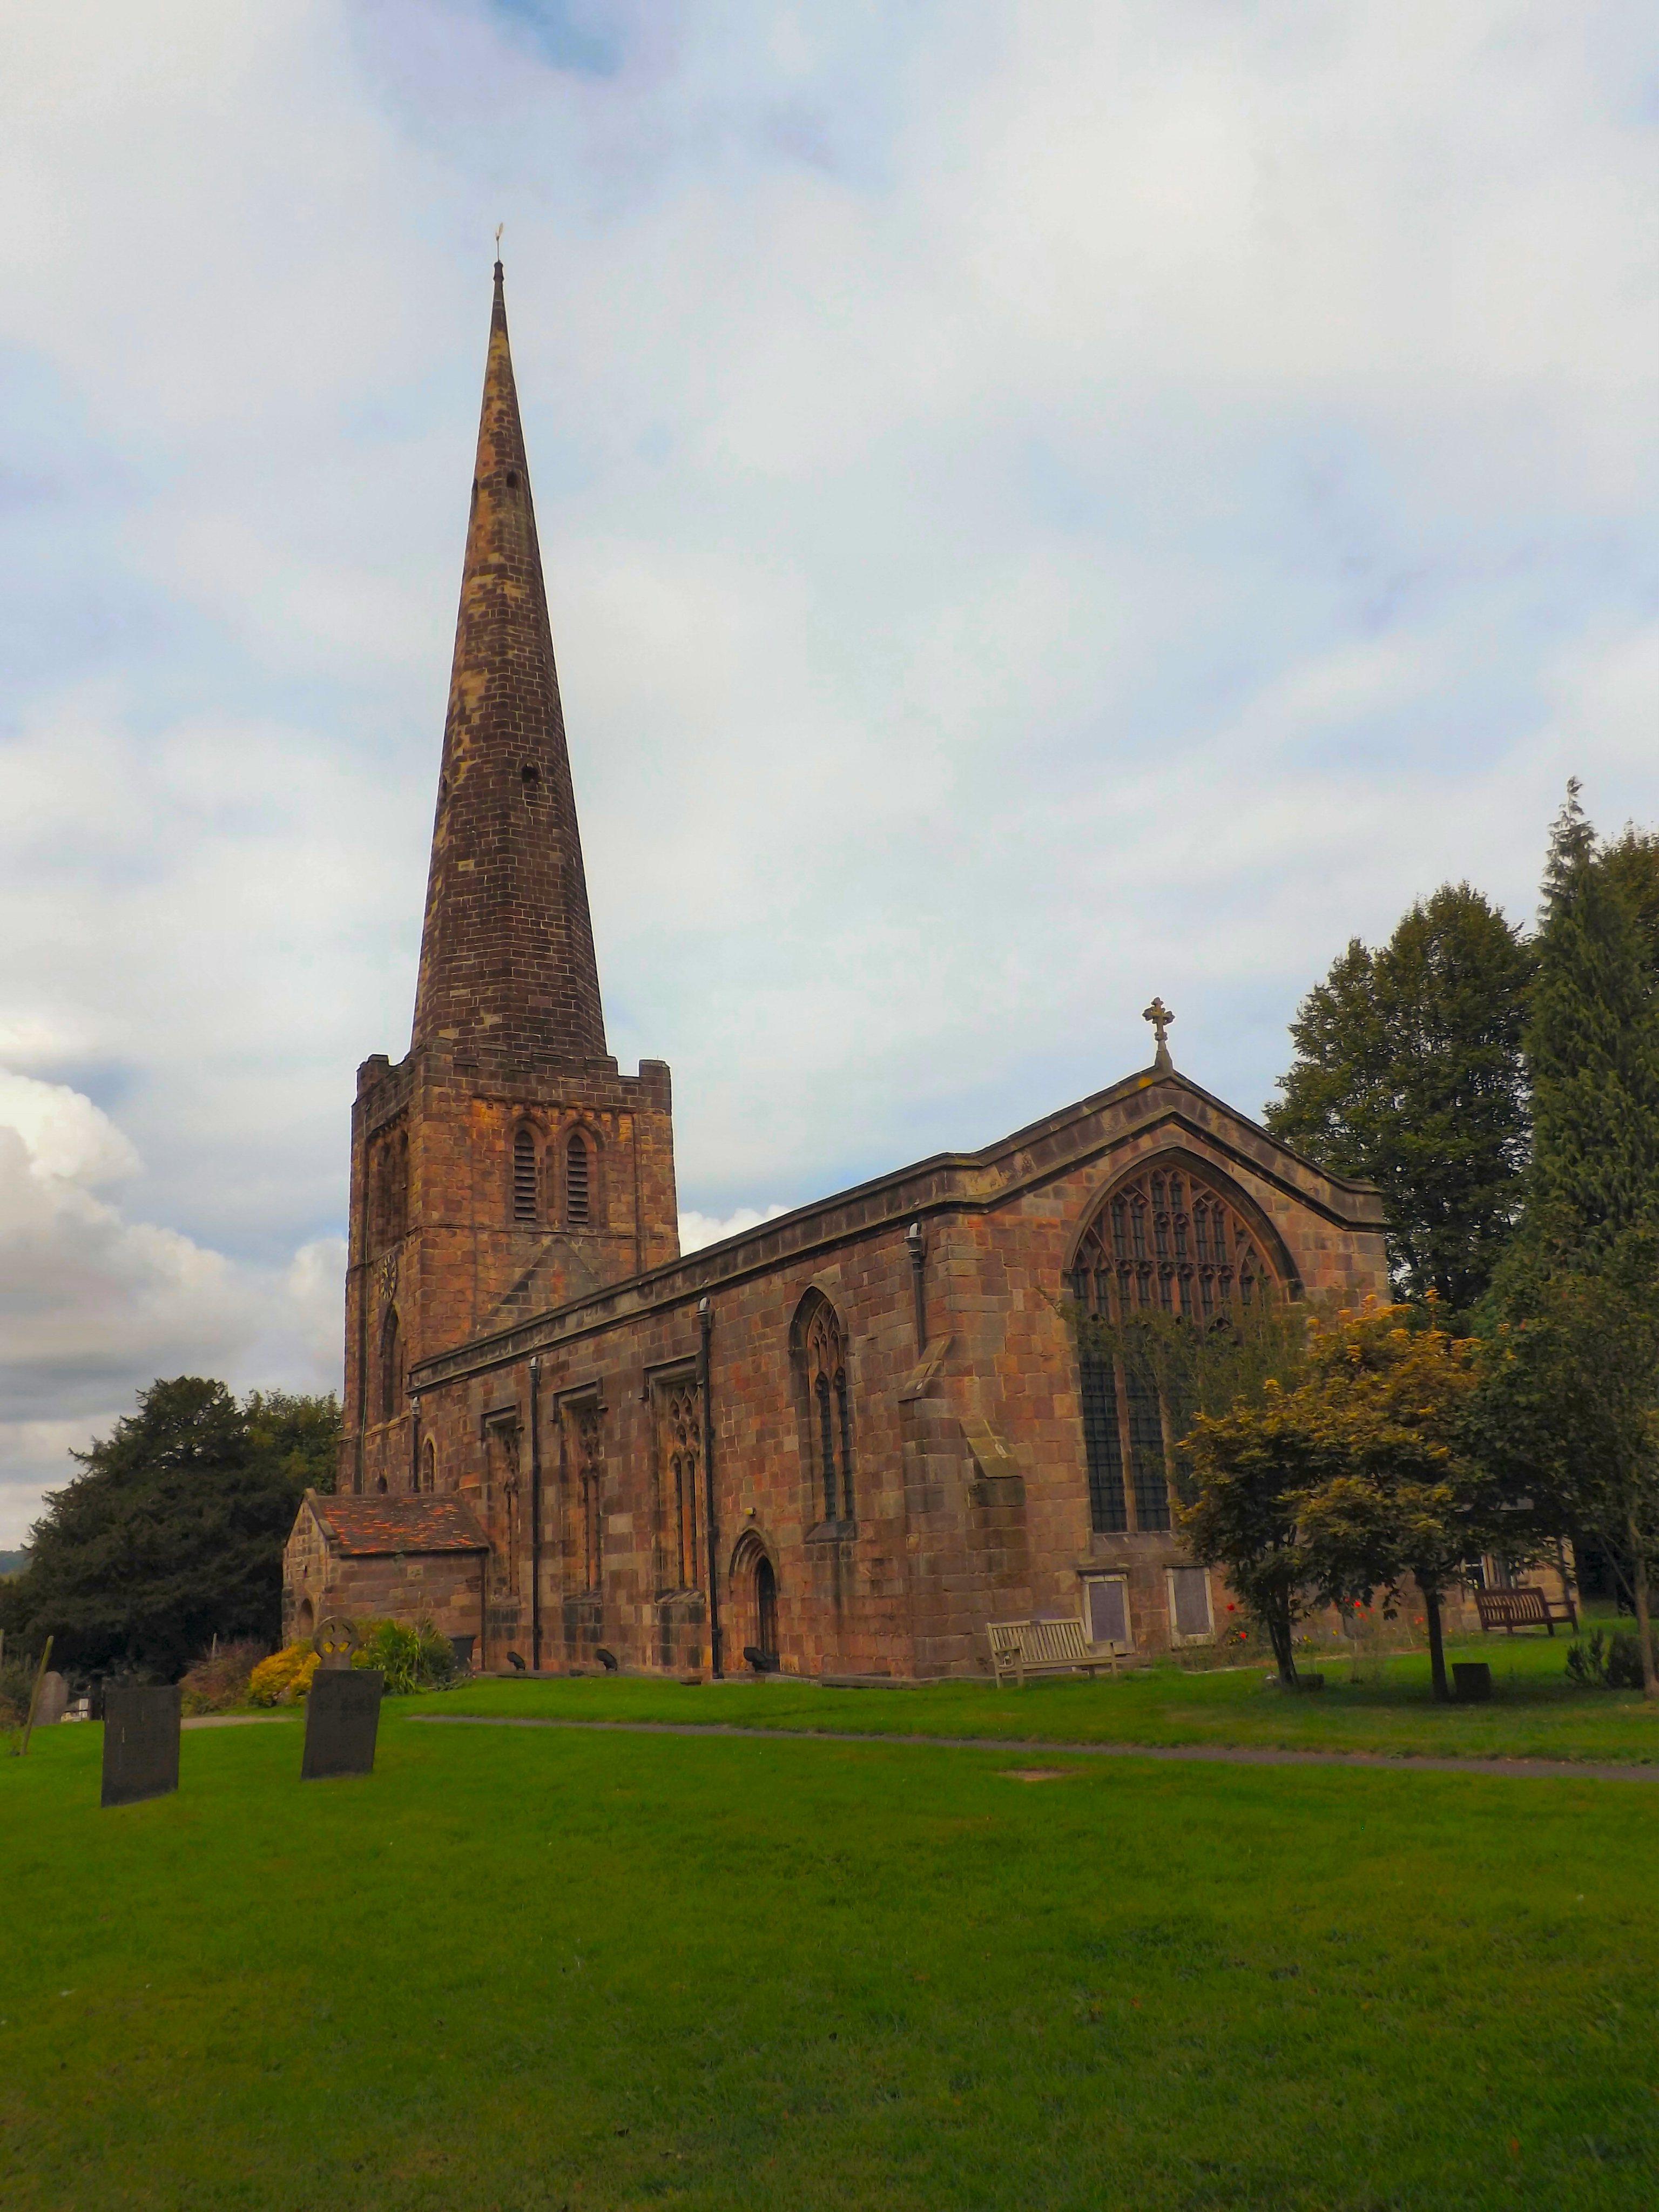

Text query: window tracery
(1069, 1163), (1282, 1536)
(658, 1379), (701, 1590)
(799, 1294), (853, 1523)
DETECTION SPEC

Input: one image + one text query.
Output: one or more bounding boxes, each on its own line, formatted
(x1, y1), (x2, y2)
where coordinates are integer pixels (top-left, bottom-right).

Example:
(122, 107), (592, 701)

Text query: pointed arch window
(420, 1437), (437, 1495)
(566, 1130), (591, 1228)
(379, 1306), (404, 1425)
(798, 1294), (854, 1525)
(1068, 1163), (1285, 1535)
(512, 1127), (538, 1222)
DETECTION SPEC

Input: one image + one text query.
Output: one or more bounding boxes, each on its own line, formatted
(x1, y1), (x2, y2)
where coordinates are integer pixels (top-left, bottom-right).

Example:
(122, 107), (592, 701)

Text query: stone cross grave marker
(101, 1684), (181, 1809)
(302, 1667), (384, 1780)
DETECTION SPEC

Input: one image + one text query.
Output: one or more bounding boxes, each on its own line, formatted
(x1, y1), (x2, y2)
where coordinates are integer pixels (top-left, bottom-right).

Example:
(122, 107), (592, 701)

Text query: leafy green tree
(1482, 787), (1659, 1697)
(1266, 884), (1532, 1312)
(1178, 1378), (1328, 1686)
(0, 1379), (340, 1677)
(1291, 1305), (1492, 1704)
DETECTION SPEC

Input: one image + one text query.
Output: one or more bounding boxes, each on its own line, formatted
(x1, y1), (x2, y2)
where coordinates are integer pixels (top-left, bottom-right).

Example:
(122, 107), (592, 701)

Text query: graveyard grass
(6, 1651), (1659, 2212)
(438, 1619), (1659, 1764)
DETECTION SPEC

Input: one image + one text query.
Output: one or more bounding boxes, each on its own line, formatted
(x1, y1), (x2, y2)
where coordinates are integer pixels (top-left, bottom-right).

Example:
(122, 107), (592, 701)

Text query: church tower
(342, 261), (679, 1496)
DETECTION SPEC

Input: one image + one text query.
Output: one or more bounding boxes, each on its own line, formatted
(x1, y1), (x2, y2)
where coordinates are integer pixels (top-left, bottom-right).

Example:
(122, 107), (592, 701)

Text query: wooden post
(16, 1635), (53, 1757)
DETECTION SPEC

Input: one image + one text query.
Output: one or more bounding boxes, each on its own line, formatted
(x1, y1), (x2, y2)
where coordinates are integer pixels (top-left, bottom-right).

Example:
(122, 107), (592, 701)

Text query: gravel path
(408, 1712), (1659, 1783)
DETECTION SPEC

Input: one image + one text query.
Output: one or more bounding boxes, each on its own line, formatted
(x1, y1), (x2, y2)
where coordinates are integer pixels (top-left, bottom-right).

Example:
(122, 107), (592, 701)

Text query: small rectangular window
(1084, 1575), (1130, 1649)
(1168, 1566), (1213, 1642)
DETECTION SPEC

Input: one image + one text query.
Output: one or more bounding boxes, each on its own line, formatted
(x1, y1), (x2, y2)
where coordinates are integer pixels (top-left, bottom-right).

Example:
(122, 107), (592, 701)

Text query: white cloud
(3, 1), (1659, 1520)
(678, 1204), (791, 1256)
(0, 1074), (341, 1544)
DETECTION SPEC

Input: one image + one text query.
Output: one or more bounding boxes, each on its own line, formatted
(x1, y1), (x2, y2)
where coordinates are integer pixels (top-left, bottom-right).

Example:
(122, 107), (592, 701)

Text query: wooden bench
(989, 1616), (1122, 1688)
(1474, 1586), (1577, 1636)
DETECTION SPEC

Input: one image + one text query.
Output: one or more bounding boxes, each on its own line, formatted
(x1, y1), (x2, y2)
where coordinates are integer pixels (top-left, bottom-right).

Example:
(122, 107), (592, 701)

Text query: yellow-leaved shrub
(247, 1642), (320, 1705)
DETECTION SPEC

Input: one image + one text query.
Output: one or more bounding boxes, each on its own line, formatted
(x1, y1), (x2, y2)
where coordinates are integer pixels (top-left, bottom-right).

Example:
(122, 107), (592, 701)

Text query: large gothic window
(797, 1293), (853, 1525)
(658, 1378), (702, 1591)
(1068, 1163), (1283, 1535)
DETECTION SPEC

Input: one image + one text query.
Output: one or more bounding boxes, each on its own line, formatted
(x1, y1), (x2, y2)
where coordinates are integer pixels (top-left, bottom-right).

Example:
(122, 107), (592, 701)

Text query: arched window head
(512, 1127), (538, 1222)
(798, 1293), (854, 1524)
(1068, 1161), (1287, 1539)
(567, 1130), (591, 1228)
(379, 1305), (404, 1424)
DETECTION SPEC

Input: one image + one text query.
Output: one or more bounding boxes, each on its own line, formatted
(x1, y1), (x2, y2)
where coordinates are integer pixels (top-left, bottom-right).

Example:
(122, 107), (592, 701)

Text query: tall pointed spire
(411, 260), (608, 1064)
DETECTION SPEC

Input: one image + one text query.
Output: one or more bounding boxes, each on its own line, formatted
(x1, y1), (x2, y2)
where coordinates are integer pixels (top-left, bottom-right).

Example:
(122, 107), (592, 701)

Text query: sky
(3, 0), (1659, 1542)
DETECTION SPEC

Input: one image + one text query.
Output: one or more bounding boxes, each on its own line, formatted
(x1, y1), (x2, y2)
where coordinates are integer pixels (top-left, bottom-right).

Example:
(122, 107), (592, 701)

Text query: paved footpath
(409, 1712), (1659, 1783)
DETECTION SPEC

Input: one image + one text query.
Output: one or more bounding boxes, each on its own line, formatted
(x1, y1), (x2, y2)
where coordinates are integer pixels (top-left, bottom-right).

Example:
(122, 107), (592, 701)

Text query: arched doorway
(296, 1596), (315, 1639)
(755, 1556), (779, 1665)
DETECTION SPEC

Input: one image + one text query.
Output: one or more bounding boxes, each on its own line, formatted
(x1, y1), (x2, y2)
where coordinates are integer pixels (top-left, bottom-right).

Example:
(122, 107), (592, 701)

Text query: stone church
(282, 266), (1388, 1678)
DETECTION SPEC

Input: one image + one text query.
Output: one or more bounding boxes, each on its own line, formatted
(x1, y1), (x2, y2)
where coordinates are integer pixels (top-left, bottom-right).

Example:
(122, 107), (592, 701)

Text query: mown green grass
(4, 1709), (1658, 2211)
(437, 1623), (1659, 1764)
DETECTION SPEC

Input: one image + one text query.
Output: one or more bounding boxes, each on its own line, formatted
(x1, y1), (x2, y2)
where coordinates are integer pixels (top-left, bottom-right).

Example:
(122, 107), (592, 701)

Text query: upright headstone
(301, 1668), (383, 1780)
(101, 1685), (182, 1808)
(35, 1671), (69, 1726)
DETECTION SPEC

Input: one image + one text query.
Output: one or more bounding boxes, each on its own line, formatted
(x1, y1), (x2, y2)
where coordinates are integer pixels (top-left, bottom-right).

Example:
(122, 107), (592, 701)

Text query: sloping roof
(307, 1493), (490, 1557)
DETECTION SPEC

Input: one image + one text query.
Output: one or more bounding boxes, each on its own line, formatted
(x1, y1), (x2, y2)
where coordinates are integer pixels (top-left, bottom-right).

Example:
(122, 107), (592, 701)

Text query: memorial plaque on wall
(101, 1684), (182, 1809)
(301, 1668), (384, 1780)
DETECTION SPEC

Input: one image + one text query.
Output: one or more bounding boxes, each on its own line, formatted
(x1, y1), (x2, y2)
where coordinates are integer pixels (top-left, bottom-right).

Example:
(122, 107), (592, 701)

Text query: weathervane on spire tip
(1143, 996), (1175, 1070)
(494, 222), (504, 277)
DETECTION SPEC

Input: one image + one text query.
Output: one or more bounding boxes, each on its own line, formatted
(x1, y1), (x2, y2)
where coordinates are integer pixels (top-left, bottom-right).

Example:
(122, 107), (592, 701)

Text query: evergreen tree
(1266, 884), (1531, 1313)
(1488, 787), (1659, 1695)
(0, 1379), (339, 1677)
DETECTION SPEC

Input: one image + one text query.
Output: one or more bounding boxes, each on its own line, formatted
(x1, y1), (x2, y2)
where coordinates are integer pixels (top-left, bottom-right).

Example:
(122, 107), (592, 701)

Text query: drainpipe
(907, 1219), (927, 1351)
(698, 1296), (723, 1679)
(529, 1355), (543, 1675)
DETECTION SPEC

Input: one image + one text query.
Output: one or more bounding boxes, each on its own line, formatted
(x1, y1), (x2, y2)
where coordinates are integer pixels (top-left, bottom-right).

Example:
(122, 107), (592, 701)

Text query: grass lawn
(5, 1704), (1659, 2210)
(435, 1620), (1659, 1765)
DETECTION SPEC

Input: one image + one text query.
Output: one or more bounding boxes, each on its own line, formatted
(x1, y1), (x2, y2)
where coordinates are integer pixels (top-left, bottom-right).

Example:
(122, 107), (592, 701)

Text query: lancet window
(658, 1379), (702, 1591)
(570, 1398), (604, 1594)
(798, 1293), (854, 1525)
(1068, 1164), (1282, 1535)
(566, 1131), (591, 1227)
(512, 1127), (539, 1222)
(378, 1306), (404, 1425)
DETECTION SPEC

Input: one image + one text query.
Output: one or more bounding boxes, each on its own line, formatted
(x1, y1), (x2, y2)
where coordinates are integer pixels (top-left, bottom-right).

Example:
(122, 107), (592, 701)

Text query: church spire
(411, 260), (608, 1065)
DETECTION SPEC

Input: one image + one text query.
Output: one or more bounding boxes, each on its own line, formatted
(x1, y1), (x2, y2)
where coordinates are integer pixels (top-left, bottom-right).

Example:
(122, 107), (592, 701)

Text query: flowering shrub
(180, 1639), (267, 1715)
(247, 1641), (320, 1705)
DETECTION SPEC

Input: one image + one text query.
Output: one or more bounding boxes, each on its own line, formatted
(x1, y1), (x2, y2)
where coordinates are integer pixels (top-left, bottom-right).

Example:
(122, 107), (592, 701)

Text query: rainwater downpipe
(529, 1354), (543, 1675)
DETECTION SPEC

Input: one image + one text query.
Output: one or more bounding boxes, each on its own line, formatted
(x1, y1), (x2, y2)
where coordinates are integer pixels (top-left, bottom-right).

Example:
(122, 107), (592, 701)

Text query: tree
(1291, 1305), (1491, 1704)
(0, 1380), (340, 1677)
(1266, 885), (1532, 1313)
(1178, 1374), (1330, 1686)
(1178, 1302), (1491, 1695)
(1486, 786), (1659, 1698)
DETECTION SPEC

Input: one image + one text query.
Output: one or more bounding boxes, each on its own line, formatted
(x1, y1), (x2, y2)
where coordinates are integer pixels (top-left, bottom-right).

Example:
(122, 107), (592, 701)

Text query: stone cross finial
(1143, 996), (1175, 1069)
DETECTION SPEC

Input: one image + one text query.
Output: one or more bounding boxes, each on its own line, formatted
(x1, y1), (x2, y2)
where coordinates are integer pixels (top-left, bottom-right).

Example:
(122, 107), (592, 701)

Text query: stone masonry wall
(395, 1069), (1390, 1678)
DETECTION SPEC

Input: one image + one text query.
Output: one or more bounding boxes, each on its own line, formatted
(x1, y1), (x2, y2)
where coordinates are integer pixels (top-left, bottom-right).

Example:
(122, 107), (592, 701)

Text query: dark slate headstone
(1453, 1661), (1493, 1702)
(301, 1668), (383, 1781)
(101, 1685), (181, 1809)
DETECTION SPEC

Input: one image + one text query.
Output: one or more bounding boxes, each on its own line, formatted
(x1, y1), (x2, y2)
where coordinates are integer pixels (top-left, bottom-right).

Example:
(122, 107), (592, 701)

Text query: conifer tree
(1267, 884), (1530, 1313)
(1487, 786), (1659, 1695)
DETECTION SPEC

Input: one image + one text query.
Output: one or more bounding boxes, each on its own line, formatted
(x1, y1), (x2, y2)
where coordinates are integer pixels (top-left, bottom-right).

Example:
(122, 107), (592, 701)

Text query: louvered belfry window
(567, 1131), (590, 1226)
(1069, 1164), (1279, 1535)
(512, 1127), (538, 1222)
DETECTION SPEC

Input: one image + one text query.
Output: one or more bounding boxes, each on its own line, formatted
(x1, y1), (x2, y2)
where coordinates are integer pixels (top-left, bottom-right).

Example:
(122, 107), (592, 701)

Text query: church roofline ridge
(408, 1060), (1382, 1393)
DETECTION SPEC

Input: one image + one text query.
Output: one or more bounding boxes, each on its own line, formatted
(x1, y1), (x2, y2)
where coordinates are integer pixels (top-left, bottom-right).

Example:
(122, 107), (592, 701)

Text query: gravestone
(101, 1685), (181, 1808)
(1453, 1661), (1493, 1702)
(35, 1670), (69, 1726)
(301, 1667), (383, 1780)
